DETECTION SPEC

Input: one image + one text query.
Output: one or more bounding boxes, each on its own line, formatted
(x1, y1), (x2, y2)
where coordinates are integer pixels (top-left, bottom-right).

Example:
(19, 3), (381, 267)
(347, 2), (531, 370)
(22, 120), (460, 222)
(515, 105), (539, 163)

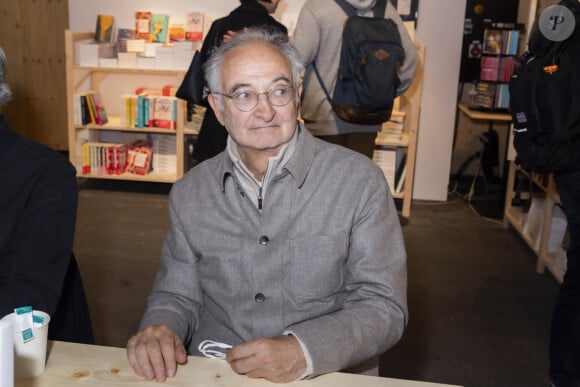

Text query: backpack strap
(312, 62), (334, 104)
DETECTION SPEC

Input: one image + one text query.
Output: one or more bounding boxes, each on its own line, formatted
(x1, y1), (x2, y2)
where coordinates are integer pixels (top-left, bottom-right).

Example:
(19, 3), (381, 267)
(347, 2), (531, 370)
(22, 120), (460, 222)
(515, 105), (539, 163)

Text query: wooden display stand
(503, 158), (567, 284)
(375, 42), (425, 218)
(65, 30), (199, 183)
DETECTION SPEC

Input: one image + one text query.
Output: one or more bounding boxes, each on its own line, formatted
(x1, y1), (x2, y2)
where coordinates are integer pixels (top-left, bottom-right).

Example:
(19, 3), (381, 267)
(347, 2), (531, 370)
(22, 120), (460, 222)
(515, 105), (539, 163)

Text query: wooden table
(14, 341), (462, 387)
(455, 103), (513, 202)
(457, 102), (512, 123)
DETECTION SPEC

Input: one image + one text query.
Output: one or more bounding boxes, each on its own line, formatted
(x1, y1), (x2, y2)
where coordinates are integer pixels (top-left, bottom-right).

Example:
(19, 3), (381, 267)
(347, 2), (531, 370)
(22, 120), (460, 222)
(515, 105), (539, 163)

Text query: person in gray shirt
(293, 0), (418, 158)
(127, 27), (407, 384)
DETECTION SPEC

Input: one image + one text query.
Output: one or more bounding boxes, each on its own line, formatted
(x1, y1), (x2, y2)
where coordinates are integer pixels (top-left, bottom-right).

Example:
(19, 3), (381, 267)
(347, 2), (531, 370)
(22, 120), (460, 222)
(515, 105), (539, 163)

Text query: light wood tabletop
(13, 341), (463, 387)
(457, 102), (512, 122)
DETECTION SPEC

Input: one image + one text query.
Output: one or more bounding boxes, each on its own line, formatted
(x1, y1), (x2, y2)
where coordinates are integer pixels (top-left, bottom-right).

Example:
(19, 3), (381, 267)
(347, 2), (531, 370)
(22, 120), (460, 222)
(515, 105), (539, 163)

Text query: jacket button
(258, 236), (269, 245)
(254, 293), (266, 303)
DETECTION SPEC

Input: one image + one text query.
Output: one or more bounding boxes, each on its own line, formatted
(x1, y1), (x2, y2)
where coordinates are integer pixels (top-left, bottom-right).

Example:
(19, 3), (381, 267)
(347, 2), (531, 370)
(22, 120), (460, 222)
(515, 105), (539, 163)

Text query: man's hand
(226, 335), (307, 383)
(126, 325), (188, 382)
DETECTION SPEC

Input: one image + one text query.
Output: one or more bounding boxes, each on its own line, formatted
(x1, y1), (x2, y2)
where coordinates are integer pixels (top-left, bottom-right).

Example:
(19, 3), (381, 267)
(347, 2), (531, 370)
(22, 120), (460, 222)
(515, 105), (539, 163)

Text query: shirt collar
(218, 122), (316, 191)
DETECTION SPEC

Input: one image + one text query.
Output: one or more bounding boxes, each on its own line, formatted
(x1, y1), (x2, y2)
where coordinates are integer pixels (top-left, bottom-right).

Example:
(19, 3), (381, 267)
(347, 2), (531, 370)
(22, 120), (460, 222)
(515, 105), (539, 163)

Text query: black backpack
(313, 0), (404, 125)
(509, 0), (580, 174)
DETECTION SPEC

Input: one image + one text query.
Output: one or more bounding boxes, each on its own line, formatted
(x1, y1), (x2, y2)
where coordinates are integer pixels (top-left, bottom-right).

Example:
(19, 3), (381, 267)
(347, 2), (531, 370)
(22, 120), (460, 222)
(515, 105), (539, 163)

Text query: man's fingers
(174, 336), (188, 364)
(126, 337), (144, 377)
(126, 325), (185, 382)
(145, 339), (168, 382)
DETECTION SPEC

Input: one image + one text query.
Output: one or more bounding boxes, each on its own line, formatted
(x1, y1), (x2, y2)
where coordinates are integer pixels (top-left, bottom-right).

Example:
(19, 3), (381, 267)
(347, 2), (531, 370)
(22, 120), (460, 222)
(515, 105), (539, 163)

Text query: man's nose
(254, 93), (276, 119)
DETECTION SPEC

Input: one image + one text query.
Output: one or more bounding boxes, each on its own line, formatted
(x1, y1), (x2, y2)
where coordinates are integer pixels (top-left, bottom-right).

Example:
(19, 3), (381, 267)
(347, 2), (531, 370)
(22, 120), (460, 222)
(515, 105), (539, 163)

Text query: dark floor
(74, 178), (560, 387)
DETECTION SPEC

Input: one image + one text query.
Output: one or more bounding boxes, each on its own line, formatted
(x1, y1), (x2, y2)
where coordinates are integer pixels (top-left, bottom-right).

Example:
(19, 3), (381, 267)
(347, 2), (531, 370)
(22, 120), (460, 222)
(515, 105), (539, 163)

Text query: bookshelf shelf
(76, 116), (191, 134)
(503, 160), (567, 284)
(74, 66), (186, 77)
(79, 171), (178, 183)
(65, 29), (196, 183)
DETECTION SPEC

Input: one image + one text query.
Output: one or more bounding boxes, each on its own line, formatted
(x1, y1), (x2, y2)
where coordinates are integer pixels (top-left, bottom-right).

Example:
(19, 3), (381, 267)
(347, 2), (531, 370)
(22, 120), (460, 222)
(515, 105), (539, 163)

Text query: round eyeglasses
(214, 85), (295, 112)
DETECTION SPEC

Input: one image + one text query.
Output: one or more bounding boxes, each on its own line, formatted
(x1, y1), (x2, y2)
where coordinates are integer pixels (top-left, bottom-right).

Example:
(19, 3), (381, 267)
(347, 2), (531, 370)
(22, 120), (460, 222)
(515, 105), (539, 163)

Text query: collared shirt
(226, 125), (298, 210)
(140, 123), (408, 378)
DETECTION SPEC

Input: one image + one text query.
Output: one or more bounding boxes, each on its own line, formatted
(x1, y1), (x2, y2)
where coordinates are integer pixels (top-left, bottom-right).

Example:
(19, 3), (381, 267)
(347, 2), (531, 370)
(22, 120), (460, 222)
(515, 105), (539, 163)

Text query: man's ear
(296, 82), (303, 102)
(208, 94), (225, 125)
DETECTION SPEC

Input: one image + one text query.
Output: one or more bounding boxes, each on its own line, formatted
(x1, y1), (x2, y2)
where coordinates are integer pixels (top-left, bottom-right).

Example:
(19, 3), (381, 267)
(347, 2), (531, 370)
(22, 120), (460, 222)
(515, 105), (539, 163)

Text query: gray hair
(204, 27), (303, 110)
(0, 47), (12, 108)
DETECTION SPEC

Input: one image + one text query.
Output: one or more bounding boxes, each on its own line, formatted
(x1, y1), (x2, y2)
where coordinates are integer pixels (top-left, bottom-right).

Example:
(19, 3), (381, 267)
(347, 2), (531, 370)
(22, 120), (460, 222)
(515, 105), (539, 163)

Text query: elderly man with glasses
(127, 27), (407, 384)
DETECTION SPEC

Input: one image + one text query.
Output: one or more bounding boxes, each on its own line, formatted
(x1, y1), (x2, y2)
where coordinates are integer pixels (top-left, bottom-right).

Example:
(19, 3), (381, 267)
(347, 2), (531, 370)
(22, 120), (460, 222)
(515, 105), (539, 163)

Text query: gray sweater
(140, 125), (408, 377)
(293, 0), (418, 135)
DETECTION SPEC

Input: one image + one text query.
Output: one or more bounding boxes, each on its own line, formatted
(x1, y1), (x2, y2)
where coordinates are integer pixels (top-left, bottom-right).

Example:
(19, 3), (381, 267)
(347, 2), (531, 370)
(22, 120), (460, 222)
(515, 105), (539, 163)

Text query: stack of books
(377, 111), (405, 142)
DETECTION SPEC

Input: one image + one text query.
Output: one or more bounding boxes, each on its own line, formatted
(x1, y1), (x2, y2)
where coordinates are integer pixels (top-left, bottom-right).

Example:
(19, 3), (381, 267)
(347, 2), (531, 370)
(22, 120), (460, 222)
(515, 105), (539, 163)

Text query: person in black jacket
(191, 0), (288, 163)
(0, 47), (93, 344)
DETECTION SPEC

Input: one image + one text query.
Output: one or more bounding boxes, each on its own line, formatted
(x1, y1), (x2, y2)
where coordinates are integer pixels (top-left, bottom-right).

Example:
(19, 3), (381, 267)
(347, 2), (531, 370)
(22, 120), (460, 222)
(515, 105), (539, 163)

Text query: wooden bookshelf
(503, 159), (567, 283)
(65, 30), (201, 183)
(374, 42), (425, 217)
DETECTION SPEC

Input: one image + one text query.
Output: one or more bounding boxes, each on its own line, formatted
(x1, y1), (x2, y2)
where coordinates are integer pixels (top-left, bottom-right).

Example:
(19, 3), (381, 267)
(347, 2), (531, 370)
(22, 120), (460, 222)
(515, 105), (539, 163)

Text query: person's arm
(285, 168), (408, 377)
(386, 1), (418, 96)
(127, 187), (203, 382)
(291, 4), (320, 66)
(0, 151), (78, 318)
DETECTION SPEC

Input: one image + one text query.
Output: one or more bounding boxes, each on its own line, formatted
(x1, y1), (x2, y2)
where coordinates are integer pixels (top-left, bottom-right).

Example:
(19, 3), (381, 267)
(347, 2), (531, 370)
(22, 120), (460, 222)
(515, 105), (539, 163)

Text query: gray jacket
(140, 125), (408, 377)
(293, 0), (418, 136)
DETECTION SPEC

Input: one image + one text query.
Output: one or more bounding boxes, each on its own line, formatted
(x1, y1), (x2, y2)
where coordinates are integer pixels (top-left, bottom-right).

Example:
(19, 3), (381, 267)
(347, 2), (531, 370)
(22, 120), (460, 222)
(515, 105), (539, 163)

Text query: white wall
(414, 0), (466, 201)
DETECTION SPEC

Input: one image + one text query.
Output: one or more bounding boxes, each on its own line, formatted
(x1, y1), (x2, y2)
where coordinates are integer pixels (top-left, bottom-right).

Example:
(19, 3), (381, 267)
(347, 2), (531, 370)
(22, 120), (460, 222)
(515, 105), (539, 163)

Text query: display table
(14, 341), (462, 387)
(455, 103), (512, 203)
(457, 102), (512, 123)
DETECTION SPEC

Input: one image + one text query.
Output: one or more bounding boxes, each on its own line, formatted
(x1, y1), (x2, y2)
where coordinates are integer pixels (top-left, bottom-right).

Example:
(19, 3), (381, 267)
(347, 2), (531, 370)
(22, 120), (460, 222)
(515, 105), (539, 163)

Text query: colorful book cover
(127, 140), (153, 175)
(483, 29), (502, 55)
(135, 11), (152, 40)
(84, 94), (97, 124)
(113, 144), (128, 174)
(88, 91), (108, 125)
(95, 14), (115, 42)
(153, 96), (176, 129)
(168, 16), (187, 42)
(185, 12), (205, 41)
(149, 14), (169, 43)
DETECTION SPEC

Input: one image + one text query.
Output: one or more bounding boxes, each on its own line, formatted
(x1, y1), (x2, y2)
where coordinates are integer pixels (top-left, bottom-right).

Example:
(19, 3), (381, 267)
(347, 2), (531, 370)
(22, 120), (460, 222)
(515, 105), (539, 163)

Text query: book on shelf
(483, 28), (520, 56)
(479, 56), (499, 81)
(380, 111), (405, 139)
(94, 14), (115, 43)
(149, 13), (169, 43)
(84, 93), (97, 124)
(116, 28), (136, 53)
(372, 147), (397, 193)
(185, 11), (205, 42)
(81, 142), (128, 176)
(73, 93), (91, 126)
(395, 162), (407, 193)
(135, 11), (152, 40)
(168, 16), (187, 43)
(153, 96), (178, 129)
(127, 140), (153, 175)
(152, 134), (177, 175)
(75, 41), (100, 67)
(394, 152), (407, 193)
(87, 91), (108, 125)
(483, 29), (502, 55)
